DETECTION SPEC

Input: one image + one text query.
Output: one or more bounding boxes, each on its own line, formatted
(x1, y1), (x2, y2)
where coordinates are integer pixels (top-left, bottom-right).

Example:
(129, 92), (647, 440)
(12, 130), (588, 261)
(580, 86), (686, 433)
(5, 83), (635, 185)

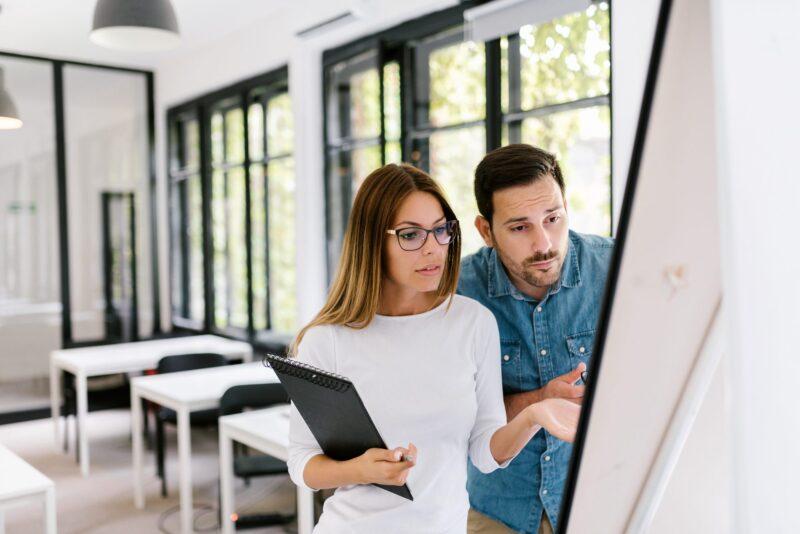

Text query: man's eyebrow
(502, 216), (529, 225)
(502, 206), (563, 225)
(395, 215), (446, 227)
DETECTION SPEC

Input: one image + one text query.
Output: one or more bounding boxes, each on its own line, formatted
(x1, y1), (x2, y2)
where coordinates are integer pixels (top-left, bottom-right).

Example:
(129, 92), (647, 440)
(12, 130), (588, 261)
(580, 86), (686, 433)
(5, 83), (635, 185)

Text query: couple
(288, 144), (614, 534)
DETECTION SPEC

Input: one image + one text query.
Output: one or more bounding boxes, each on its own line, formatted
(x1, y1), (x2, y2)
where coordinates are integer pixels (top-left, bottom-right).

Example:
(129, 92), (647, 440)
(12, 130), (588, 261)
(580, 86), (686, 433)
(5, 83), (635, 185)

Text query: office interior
(0, 0), (796, 533)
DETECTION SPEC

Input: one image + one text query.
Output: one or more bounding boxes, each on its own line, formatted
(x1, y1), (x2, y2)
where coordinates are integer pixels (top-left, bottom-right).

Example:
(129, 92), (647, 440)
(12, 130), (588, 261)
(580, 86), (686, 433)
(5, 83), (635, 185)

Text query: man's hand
(504, 362), (586, 420)
(541, 363), (586, 405)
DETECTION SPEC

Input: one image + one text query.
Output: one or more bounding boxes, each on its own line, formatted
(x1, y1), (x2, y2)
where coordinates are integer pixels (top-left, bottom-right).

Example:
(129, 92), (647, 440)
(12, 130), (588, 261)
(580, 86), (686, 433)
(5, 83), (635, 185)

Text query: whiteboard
(559, 0), (722, 532)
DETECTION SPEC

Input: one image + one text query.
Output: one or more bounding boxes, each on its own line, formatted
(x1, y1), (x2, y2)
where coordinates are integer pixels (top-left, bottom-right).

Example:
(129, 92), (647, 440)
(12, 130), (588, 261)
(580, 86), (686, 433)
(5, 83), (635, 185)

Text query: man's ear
(475, 215), (494, 248)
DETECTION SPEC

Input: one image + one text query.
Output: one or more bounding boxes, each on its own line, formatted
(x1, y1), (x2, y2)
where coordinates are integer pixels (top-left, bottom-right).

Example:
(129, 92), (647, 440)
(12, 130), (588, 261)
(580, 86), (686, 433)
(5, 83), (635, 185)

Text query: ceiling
(0, 0), (351, 69)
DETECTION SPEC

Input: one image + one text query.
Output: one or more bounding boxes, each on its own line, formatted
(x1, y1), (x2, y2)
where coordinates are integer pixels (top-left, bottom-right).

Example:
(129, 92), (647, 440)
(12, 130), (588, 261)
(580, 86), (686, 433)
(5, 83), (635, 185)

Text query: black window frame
(322, 1), (613, 279)
(167, 66), (292, 347)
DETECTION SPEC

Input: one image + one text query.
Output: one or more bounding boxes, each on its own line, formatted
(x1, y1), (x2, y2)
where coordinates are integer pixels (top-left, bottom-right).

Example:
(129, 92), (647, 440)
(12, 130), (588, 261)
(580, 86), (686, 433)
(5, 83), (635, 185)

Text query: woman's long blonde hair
(290, 163), (462, 355)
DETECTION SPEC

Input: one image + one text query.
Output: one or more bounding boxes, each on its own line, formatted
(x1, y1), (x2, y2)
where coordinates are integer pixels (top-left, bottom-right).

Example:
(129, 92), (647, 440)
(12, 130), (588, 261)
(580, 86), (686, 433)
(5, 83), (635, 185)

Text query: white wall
(711, 1), (800, 532)
(611, 0), (659, 228)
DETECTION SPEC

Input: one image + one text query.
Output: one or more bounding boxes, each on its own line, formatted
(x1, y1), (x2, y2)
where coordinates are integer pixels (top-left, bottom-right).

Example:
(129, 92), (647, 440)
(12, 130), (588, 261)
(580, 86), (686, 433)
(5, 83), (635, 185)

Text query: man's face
(475, 175), (570, 300)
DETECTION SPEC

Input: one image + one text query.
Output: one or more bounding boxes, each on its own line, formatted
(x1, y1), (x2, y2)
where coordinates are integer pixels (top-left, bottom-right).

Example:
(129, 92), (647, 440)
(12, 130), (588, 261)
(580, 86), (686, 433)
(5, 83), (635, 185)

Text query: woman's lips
(416, 265), (441, 276)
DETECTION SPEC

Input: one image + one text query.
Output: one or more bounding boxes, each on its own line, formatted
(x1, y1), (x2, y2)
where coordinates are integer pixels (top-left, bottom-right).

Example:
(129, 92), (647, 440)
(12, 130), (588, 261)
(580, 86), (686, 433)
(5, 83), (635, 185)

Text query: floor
(0, 409), (298, 533)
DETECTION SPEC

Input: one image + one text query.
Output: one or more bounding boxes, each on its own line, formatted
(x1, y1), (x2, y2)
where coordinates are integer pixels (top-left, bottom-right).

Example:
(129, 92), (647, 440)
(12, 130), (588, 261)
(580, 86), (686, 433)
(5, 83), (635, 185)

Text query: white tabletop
(219, 405), (291, 458)
(131, 361), (278, 412)
(51, 335), (253, 375)
(0, 443), (53, 500)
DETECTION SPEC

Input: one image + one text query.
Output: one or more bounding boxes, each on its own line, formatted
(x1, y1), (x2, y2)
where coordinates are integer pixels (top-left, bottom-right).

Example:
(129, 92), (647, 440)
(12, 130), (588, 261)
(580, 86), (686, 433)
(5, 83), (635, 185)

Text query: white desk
(0, 444), (56, 534)
(50, 334), (253, 477)
(131, 362), (278, 534)
(218, 406), (314, 534)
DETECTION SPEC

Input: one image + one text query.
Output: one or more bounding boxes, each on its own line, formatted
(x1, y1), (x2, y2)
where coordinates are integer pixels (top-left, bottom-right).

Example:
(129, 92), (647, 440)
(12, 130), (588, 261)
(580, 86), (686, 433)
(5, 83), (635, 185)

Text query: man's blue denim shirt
(458, 230), (614, 533)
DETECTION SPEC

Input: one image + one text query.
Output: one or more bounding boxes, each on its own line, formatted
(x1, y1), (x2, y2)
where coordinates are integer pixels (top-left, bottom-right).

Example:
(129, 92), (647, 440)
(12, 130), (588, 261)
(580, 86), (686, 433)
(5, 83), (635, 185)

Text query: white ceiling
(0, 0), (351, 69)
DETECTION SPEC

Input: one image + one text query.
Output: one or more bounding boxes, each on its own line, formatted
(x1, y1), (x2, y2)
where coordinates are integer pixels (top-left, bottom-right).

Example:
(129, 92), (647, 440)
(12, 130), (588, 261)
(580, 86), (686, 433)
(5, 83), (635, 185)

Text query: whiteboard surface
(565, 0), (722, 531)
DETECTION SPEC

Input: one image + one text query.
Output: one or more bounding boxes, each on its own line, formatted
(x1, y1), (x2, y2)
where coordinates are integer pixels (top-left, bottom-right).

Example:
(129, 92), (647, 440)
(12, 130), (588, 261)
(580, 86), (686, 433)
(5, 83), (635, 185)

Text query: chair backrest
(156, 352), (229, 375)
(219, 383), (290, 417)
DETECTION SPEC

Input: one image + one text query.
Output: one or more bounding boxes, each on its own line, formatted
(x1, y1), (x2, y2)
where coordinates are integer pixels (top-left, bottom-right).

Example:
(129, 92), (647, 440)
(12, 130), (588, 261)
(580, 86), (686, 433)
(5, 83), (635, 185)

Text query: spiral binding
(263, 353), (352, 393)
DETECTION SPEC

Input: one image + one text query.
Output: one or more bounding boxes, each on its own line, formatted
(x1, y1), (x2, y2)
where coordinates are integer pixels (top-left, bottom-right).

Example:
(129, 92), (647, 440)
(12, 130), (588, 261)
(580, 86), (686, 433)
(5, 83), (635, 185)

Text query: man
(458, 144), (614, 534)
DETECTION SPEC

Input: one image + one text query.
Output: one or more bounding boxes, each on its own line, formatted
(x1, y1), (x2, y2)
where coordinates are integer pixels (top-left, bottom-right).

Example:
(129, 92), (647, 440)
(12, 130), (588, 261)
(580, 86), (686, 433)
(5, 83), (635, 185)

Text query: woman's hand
(527, 398), (581, 443)
(352, 443), (417, 486)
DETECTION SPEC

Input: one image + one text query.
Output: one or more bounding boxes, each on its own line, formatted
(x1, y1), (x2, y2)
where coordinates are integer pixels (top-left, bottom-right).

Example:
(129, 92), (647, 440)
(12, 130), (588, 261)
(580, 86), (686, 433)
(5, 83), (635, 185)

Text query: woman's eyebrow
(395, 215), (446, 226)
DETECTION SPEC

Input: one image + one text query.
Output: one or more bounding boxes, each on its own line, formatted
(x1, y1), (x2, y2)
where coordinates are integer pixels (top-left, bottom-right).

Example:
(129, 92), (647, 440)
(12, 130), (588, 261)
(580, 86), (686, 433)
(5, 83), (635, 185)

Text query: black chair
(218, 382), (293, 529)
(153, 352), (229, 497)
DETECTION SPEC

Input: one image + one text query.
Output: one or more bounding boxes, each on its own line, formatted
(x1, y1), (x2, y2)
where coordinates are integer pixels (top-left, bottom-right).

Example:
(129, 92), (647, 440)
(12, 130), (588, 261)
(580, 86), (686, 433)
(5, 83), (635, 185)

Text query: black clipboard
(264, 353), (413, 500)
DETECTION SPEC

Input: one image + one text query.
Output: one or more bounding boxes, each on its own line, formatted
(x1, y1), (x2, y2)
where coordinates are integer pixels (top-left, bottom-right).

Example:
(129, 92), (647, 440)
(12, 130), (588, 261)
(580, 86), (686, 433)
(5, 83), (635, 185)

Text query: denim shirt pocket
(566, 330), (595, 383)
(499, 339), (522, 393)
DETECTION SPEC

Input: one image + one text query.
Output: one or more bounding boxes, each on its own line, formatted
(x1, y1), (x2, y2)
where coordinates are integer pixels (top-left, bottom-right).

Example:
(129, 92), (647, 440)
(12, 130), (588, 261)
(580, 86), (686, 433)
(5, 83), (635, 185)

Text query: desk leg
(177, 407), (193, 534)
(132, 388), (145, 509)
(297, 486), (314, 534)
(76, 372), (89, 477)
(50, 359), (61, 449)
(45, 486), (57, 534)
(218, 429), (235, 534)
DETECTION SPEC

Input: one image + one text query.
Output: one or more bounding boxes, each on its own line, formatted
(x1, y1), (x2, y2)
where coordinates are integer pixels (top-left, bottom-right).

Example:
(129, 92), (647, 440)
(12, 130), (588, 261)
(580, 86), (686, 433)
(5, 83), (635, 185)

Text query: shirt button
(536, 306), (543, 312)
(503, 354), (510, 362)
(540, 349), (547, 356)
(579, 346), (586, 353)
(542, 489), (548, 495)
(544, 455), (551, 461)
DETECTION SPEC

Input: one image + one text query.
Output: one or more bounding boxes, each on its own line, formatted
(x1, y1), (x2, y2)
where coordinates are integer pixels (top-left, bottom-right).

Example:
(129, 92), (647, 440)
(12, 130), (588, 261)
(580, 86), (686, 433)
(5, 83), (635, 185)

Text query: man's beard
(500, 247), (564, 289)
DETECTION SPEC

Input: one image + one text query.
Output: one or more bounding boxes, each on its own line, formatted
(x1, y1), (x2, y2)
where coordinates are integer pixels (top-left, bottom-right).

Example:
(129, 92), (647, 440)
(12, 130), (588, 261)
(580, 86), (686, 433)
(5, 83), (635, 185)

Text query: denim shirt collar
(487, 231), (582, 301)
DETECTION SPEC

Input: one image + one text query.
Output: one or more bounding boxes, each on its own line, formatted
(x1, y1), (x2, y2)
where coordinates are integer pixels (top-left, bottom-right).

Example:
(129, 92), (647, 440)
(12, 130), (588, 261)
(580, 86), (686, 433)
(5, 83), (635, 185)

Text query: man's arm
(503, 363), (586, 421)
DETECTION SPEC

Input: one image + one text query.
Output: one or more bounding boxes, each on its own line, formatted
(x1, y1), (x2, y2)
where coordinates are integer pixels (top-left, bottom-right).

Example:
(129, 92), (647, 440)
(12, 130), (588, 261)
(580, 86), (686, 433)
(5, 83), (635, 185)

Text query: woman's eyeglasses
(386, 220), (459, 251)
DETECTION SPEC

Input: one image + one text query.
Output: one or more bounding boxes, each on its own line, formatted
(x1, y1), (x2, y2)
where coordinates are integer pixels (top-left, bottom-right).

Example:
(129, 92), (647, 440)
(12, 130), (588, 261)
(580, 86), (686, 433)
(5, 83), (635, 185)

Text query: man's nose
(530, 225), (552, 253)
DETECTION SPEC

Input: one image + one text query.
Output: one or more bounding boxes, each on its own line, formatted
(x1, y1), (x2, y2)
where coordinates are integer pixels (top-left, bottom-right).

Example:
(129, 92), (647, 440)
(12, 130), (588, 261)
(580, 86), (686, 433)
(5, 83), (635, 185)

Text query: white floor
(0, 409), (298, 533)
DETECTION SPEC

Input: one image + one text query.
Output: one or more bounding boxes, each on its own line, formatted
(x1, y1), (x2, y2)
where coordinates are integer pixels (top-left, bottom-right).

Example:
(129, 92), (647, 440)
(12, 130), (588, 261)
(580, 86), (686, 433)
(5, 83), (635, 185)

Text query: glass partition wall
(0, 52), (157, 419)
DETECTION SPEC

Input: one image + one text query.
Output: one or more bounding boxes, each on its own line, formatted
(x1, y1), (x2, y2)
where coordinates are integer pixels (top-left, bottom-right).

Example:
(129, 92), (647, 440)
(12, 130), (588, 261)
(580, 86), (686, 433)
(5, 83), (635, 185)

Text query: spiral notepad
(263, 353), (413, 501)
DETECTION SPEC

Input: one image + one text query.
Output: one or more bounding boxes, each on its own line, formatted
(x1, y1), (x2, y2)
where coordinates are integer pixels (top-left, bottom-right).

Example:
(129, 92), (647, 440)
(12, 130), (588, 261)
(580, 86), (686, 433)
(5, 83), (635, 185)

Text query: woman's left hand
(526, 398), (582, 443)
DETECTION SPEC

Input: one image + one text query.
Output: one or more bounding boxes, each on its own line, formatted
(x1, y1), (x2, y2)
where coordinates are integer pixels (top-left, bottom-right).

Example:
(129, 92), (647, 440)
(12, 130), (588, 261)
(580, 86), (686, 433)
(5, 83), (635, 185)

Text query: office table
(218, 405), (314, 534)
(0, 443), (56, 534)
(131, 361), (277, 534)
(49, 334), (253, 477)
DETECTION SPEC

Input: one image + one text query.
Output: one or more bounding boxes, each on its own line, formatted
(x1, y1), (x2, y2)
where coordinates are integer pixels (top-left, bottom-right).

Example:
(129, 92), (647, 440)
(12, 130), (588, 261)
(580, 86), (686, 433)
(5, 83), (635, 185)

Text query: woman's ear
(475, 215), (494, 248)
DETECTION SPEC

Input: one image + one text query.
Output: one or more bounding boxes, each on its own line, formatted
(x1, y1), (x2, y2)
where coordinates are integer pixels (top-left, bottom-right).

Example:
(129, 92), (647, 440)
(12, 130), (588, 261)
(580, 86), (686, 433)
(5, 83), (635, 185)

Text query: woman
(288, 163), (579, 533)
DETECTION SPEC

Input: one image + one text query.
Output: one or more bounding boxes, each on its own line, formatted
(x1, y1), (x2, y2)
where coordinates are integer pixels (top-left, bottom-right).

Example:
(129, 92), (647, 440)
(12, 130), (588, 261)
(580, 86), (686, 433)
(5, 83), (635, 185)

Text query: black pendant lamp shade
(90, 0), (180, 51)
(0, 67), (22, 130)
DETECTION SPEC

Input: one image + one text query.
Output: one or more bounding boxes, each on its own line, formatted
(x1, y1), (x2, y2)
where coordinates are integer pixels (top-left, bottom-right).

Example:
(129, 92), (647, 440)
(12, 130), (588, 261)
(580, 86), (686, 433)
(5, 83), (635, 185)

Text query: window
(502, 3), (611, 235)
(324, 51), (402, 269)
(250, 90), (297, 334)
(209, 101), (248, 331)
(410, 28), (487, 255)
(167, 68), (297, 337)
(323, 2), (611, 272)
(169, 114), (204, 326)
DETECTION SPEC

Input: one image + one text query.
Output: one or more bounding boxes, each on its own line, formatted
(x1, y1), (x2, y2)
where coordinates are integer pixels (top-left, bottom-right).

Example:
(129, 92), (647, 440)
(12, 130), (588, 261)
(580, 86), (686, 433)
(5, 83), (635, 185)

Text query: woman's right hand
(352, 443), (417, 486)
(527, 398), (581, 443)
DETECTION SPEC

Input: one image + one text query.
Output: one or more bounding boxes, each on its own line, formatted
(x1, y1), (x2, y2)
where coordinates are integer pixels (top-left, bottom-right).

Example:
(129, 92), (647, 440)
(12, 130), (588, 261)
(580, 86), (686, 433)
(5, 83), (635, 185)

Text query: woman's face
(384, 191), (451, 294)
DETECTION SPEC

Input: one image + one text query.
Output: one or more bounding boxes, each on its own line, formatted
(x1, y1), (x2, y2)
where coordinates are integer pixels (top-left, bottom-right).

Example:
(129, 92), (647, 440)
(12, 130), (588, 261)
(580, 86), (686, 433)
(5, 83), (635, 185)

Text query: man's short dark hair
(474, 144), (566, 224)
